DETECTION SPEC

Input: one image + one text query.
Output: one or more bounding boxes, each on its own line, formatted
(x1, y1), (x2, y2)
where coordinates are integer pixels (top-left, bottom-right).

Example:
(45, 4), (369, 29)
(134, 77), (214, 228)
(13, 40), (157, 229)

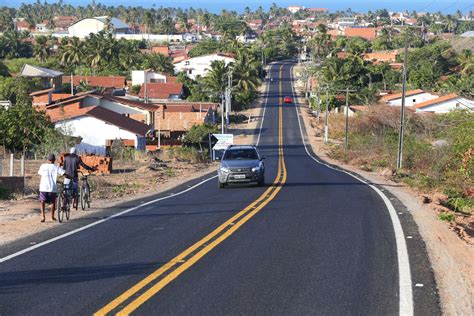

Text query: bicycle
(79, 171), (92, 210)
(56, 180), (73, 223)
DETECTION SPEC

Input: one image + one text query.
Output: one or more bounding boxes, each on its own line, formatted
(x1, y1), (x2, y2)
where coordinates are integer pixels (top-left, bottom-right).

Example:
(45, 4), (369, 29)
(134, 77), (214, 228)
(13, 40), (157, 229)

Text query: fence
(0, 155), (26, 177)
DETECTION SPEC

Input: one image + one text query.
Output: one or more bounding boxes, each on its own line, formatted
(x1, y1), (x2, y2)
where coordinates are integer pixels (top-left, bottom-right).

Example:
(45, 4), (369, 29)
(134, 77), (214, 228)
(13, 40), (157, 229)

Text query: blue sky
(9, 0), (474, 14)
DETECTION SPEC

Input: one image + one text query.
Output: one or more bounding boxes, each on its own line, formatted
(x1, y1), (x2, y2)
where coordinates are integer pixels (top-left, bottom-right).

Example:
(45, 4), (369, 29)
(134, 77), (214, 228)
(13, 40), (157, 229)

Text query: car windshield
(223, 149), (258, 160)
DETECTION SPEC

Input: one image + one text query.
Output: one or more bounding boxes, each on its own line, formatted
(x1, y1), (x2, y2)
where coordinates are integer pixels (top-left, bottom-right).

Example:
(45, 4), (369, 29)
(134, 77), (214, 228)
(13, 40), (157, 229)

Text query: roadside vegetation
(321, 108), (473, 216)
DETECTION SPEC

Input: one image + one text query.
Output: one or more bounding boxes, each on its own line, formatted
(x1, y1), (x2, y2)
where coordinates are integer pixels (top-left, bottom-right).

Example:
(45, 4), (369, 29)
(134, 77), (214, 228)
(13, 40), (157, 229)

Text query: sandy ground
(0, 82), (267, 247)
(293, 65), (473, 315)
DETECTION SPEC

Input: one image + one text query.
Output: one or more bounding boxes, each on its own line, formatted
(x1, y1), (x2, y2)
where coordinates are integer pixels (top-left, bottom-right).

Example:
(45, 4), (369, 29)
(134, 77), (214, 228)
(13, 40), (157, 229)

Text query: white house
(415, 93), (474, 113)
(68, 16), (129, 38)
(288, 6), (304, 14)
(131, 70), (176, 86)
(54, 106), (149, 155)
(174, 53), (235, 80)
(381, 89), (439, 107)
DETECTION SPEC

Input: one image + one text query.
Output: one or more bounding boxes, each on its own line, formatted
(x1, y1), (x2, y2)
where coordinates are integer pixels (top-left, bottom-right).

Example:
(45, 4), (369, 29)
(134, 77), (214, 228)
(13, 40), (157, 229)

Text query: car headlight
(251, 166), (261, 172)
(220, 167), (230, 173)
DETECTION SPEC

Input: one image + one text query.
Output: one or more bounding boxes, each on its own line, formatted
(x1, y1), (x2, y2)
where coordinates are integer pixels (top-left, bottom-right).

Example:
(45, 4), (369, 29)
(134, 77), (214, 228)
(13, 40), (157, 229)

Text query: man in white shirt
(38, 154), (65, 222)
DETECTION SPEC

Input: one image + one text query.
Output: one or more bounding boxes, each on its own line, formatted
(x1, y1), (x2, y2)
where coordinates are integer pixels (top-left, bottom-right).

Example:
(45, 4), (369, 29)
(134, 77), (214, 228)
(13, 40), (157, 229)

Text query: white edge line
(255, 64), (272, 146)
(0, 65), (275, 264)
(289, 65), (413, 316)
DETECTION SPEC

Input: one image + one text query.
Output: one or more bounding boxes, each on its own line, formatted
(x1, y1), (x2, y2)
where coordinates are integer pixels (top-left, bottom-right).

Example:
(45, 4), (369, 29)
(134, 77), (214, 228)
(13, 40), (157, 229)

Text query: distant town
(0, 2), (472, 155)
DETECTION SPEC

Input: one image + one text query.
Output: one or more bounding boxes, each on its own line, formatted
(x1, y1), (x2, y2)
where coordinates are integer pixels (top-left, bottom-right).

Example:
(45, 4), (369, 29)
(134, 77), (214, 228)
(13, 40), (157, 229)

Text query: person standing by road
(63, 147), (96, 209)
(38, 154), (65, 222)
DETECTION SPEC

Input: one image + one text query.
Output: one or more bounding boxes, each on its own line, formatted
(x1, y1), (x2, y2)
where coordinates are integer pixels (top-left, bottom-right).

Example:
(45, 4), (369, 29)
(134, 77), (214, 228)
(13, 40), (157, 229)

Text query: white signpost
(212, 134), (234, 150)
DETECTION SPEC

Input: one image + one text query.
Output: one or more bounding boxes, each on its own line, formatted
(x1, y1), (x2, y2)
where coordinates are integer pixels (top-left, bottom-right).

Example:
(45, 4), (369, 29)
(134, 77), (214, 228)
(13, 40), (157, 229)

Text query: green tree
(203, 60), (233, 102)
(0, 101), (53, 153)
(34, 35), (50, 62)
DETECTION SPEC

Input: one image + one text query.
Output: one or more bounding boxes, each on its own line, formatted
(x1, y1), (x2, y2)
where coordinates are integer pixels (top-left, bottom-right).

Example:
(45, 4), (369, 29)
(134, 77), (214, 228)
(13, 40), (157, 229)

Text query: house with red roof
(53, 105), (149, 155)
(415, 94), (474, 113)
(62, 75), (126, 89)
(139, 83), (183, 101)
(381, 89), (439, 107)
(131, 71), (177, 87)
(344, 27), (379, 41)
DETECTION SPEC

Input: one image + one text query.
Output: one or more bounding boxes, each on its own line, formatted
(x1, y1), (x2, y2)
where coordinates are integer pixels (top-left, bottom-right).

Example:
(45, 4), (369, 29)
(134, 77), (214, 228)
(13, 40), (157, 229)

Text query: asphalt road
(0, 62), (439, 315)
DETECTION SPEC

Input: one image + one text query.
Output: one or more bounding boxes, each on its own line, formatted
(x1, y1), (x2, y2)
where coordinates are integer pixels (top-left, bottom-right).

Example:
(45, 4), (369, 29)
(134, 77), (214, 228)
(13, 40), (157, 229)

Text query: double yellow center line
(95, 66), (287, 315)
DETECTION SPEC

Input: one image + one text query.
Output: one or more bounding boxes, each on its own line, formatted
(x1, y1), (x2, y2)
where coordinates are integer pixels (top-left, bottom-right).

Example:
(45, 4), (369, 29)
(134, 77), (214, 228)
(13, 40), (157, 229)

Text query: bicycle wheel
(65, 195), (70, 220)
(85, 184), (91, 209)
(80, 185), (85, 210)
(57, 194), (64, 223)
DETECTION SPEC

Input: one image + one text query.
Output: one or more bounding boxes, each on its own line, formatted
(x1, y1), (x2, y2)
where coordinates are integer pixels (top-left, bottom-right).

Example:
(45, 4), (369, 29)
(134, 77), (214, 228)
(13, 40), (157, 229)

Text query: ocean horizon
(9, 0), (474, 14)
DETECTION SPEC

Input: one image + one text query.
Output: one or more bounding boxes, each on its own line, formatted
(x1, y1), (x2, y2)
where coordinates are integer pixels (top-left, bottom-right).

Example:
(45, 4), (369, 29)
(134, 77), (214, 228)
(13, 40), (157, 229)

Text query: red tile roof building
(63, 75), (126, 89)
(344, 27), (378, 41)
(138, 83), (183, 100)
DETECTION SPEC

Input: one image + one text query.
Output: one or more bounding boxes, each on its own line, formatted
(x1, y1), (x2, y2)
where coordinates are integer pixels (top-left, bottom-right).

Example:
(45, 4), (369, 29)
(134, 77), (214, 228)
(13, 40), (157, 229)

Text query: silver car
(217, 145), (265, 188)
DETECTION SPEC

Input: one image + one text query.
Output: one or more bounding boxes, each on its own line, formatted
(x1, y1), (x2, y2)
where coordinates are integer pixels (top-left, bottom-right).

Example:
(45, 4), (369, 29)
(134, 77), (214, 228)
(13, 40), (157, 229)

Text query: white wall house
(82, 95), (155, 125)
(131, 71), (172, 86)
(114, 33), (183, 42)
(55, 107), (148, 155)
(382, 89), (439, 107)
(415, 94), (474, 113)
(68, 16), (129, 38)
(174, 54), (235, 80)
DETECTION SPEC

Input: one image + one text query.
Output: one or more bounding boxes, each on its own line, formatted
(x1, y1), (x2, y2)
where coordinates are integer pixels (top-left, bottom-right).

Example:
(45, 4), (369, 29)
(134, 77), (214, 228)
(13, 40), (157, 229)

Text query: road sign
(212, 134), (233, 150)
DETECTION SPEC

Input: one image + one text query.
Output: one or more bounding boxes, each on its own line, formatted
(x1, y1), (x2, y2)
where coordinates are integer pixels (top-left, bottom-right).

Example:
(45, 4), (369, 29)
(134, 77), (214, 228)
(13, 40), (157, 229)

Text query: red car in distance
(283, 96), (293, 104)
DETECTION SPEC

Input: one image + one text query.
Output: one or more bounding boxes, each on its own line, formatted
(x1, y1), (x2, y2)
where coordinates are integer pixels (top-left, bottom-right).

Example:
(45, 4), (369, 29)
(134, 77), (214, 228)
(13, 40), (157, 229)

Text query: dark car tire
(258, 176), (265, 187)
(218, 180), (226, 189)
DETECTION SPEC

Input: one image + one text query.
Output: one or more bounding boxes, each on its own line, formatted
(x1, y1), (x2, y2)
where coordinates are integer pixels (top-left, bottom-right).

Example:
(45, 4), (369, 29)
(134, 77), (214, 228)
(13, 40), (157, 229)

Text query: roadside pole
(70, 73), (74, 95)
(397, 40), (409, 169)
(324, 88), (329, 144)
(336, 88), (357, 155)
(221, 94), (225, 134)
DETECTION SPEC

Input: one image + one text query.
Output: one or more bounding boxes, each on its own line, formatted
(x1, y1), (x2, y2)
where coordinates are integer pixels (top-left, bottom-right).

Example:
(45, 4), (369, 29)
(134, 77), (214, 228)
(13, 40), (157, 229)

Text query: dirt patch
(293, 65), (473, 314)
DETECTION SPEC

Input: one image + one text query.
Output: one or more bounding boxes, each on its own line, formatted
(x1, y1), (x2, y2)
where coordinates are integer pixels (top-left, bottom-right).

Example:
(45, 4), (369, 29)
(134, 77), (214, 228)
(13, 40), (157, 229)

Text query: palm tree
(203, 60), (232, 101)
(58, 36), (83, 68)
(141, 53), (175, 74)
(34, 35), (50, 62)
(232, 49), (261, 92)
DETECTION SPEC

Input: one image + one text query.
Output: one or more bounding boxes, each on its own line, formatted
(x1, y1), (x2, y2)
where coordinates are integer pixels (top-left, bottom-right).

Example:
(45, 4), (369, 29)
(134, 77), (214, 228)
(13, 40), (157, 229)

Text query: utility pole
(397, 39), (409, 169)
(226, 71), (232, 127)
(70, 73), (74, 95)
(336, 88), (357, 155)
(221, 93), (225, 134)
(324, 88), (329, 144)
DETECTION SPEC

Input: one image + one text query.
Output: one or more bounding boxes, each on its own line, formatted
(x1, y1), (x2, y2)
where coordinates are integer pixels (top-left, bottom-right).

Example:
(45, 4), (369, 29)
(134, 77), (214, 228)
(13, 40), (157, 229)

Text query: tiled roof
(151, 46), (170, 56)
(415, 93), (459, 109)
(63, 75), (126, 88)
(162, 102), (217, 112)
(344, 27), (378, 40)
(381, 89), (425, 102)
(86, 107), (150, 136)
(30, 88), (54, 96)
(138, 83), (183, 99)
(20, 64), (63, 78)
(306, 8), (328, 12)
(52, 105), (149, 136)
(102, 95), (160, 111)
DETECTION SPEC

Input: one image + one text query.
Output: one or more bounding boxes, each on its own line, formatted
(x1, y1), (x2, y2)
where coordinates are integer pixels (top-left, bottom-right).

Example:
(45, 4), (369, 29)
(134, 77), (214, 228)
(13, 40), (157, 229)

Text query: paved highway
(0, 62), (439, 315)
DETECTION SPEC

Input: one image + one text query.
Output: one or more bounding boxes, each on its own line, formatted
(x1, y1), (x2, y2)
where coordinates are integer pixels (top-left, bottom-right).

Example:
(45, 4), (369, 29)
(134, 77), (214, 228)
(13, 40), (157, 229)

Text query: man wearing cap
(38, 154), (65, 222)
(63, 147), (96, 209)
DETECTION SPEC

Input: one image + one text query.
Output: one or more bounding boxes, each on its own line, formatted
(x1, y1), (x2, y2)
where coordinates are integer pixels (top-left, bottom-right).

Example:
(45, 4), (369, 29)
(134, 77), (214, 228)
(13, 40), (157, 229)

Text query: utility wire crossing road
(0, 62), (439, 315)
